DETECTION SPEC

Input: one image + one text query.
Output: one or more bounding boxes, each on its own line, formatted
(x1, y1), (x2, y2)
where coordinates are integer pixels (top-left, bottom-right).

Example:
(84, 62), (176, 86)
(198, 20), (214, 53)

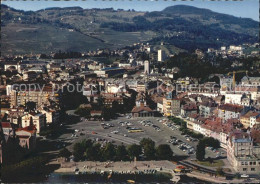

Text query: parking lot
(58, 114), (223, 159)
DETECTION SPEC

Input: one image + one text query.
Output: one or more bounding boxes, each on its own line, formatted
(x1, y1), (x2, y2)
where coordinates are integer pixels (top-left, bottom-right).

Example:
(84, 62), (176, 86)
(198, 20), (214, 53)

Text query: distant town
(0, 39), (259, 183)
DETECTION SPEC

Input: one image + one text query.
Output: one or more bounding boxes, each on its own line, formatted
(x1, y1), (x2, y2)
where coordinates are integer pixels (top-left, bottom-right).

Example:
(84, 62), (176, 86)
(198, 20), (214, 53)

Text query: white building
(221, 46), (226, 51)
(158, 50), (166, 62)
(225, 93), (244, 104)
(21, 113), (46, 134)
(144, 60), (150, 75)
(40, 109), (60, 124)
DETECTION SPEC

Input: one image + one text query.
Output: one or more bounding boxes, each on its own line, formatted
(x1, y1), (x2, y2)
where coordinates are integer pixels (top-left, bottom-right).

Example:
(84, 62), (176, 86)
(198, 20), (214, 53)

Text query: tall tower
(158, 49), (165, 62)
(144, 60), (150, 75)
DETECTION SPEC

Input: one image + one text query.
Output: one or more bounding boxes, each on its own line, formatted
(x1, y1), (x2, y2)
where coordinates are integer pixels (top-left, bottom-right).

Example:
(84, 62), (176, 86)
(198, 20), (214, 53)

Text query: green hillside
(1, 4), (258, 55)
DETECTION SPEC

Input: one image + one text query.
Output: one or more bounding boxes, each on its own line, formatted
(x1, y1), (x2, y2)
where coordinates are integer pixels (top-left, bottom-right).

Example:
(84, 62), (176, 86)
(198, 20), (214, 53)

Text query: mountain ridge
(1, 4), (258, 55)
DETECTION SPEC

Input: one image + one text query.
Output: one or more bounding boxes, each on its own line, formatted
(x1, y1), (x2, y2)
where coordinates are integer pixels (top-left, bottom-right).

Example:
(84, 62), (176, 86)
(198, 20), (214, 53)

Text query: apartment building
(8, 84), (60, 108)
(218, 104), (245, 121)
(227, 132), (260, 174)
(162, 93), (181, 116)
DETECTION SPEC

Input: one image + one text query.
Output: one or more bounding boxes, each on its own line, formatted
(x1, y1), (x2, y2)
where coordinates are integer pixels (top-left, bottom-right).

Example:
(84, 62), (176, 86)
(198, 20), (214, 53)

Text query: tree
(75, 107), (90, 118)
(59, 148), (71, 160)
(196, 141), (205, 161)
(140, 138), (156, 160)
(156, 144), (173, 160)
(140, 138), (155, 148)
(102, 143), (116, 161)
(92, 143), (102, 161)
(202, 137), (220, 149)
(127, 144), (142, 160)
(73, 142), (85, 161)
(85, 143), (101, 161)
(25, 101), (36, 112)
(116, 144), (128, 161)
(102, 107), (115, 121)
(144, 144), (156, 160)
(73, 139), (93, 161)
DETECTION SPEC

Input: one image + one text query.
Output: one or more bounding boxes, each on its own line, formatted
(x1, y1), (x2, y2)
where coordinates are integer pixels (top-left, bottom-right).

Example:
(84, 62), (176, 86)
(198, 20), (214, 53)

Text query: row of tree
(60, 138), (173, 162)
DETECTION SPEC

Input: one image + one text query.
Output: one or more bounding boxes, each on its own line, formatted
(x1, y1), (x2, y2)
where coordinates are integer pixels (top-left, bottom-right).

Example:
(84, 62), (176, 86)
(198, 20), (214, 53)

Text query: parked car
(241, 174), (249, 178)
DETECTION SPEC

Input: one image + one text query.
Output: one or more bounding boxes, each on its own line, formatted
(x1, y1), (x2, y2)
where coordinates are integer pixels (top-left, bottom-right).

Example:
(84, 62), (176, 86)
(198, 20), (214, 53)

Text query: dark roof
(219, 104), (244, 113)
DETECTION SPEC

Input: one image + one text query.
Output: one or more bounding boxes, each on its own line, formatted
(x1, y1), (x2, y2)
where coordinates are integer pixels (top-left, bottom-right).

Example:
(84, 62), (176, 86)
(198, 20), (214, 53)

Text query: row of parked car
(101, 123), (115, 129)
(139, 120), (161, 132)
(167, 136), (195, 154)
(118, 121), (133, 126)
(161, 120), (180, 131)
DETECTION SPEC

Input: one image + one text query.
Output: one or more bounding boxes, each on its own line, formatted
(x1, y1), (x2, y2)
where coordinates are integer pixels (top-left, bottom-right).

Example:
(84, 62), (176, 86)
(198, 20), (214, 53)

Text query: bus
(128, 129), (144, 133)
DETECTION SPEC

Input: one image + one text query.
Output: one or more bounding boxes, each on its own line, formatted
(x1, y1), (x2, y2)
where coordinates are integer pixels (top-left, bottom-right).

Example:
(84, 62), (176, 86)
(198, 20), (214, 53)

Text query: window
(241, 162), (244, 165)
(251, 168), (255, 171)
(243, 168), (247, 171)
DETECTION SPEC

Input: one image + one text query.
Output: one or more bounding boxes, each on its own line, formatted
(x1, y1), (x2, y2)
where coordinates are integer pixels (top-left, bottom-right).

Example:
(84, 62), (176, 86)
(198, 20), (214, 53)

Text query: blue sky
(2, 0), (259, 21)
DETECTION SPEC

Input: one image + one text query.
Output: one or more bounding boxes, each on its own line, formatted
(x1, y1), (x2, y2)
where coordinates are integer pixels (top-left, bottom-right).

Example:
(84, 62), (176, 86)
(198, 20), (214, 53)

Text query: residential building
(21, 113), (46, 134)
(227, 132), (260, 174)
(16, 125), (37, 150)
(94, 67), (125, 77)
(162, 92), (181, 116)
(9, 84), (60, 108)
(240, 111), (260, 129)
(199, 101), (217, 117)
(136, 82), (146, 93)
(241, 76), (260, 86)
(40, 109), (60, 124)
(181, 103), (198, 118)
(218, 104), (245, 121)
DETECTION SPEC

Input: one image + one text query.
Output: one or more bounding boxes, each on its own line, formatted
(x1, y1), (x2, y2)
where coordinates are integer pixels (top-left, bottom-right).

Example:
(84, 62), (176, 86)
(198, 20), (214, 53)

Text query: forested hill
(1, 4), (258, 55)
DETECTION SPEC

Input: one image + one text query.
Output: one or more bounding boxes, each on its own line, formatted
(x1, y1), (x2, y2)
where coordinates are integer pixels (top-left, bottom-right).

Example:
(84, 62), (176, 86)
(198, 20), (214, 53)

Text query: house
(240, 111), (260, 129)
(40, 109), (60, 124)
(101, 93), (124, 107)
(90, 111), (102, 119)
(181, 103), (198, 118)
(6, 107), (26, 125)
(186, 114), (199, 130)
(136, 82), (146, 93)
(1, 122), (15, 138)
(16, 125), (37, 150)
(21, 113), (46, 134)
(199, 101), (217, 117)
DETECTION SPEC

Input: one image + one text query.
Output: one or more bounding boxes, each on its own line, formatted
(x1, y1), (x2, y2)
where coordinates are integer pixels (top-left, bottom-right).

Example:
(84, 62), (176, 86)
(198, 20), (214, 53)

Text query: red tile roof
(1, 122), (12, 128)
(132, 106), (153, 113)
(219, 104), (244, 113)
(16, 125), (37, 134)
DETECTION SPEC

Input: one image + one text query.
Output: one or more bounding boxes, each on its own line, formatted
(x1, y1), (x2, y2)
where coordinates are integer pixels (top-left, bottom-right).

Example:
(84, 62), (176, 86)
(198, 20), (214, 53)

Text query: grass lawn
(195, 160), (225, 167)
